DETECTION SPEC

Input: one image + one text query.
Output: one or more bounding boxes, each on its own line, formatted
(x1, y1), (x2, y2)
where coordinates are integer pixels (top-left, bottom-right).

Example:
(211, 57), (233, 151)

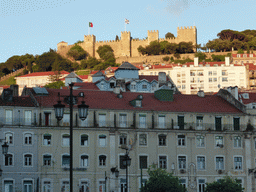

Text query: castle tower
(120, 31), (131, 57)
(147, 30), (159, 43)
(177, 26), (197, 50)
(57, 41), (68, 51)
(83, 35), (96, 57)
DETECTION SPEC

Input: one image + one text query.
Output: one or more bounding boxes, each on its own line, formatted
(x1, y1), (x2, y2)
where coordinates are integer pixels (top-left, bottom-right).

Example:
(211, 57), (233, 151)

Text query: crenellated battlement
(177, 26), (196, 30)
(57, 27), (197, 59)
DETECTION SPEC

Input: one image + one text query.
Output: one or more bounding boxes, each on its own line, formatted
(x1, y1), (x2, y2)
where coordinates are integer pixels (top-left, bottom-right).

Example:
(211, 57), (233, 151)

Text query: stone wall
(57, 27), (197, 60)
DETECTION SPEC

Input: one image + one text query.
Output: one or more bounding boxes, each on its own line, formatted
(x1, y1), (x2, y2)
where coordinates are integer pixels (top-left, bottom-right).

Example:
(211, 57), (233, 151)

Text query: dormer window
(142, 85), (147, 89)
(250, 54), (253, 57)
(136, 100), (142, 107)
(110, 82), (115, 88)
(243, 54), (247, 58)
(237, 54), (240, 58)
(100, 83), (104, 89)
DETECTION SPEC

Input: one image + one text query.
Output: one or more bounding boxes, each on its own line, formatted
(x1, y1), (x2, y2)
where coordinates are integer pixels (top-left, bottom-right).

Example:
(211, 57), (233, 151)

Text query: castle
(57, 26), (197, 60)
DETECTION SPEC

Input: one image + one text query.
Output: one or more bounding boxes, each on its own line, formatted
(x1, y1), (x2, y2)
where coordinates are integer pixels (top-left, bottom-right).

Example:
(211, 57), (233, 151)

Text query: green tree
(97, 45), (115, 61)
(237, 49), (244, 54)
(162, 56), (170, 62)
(138, 45), (147, 55)
(205, 176), (243, 192)
(67, 45), (88, 61)
(141, 165), (186, 192)
(165, 32), (175, 39)
(44, 81), (65, 89)
(194, 52), (207, 61)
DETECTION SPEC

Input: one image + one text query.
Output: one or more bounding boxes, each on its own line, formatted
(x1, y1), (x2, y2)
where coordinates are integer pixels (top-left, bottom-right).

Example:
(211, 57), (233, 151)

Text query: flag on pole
(89, 22), (93, 27)
(125, 18), (129, 24)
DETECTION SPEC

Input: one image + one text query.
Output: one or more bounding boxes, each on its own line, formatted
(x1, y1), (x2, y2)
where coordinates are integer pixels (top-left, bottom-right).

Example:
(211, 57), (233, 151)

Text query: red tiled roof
(232, 54), (256, 58)
(34, 88), (243, 114)
(105, 67), (118, 72)
(0, 95), (35, 107)
(244, 63), (256, 70)
(18, 71), (69, 77)
(89, 70), (105, 75)
(151, 65), (173, 69)
(139, 75), (168, 82)
(73, 82), (99, 90)
(0, 85), (10, 89)
(78, 75), (88, 79)
(239, 92), (256, 104)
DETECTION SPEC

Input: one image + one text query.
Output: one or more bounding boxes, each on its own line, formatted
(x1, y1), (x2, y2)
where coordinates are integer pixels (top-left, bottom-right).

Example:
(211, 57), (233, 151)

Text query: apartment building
(1, 85), (256, 192)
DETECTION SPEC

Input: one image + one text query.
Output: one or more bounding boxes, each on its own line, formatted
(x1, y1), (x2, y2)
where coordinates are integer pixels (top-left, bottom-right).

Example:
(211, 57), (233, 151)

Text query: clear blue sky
(1, 0), (255, 63)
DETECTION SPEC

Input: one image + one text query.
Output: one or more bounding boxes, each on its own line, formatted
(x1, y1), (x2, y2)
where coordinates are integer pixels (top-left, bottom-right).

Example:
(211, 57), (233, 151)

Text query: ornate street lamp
(2, 142), (9, 156)
(54, 83), (89, 192)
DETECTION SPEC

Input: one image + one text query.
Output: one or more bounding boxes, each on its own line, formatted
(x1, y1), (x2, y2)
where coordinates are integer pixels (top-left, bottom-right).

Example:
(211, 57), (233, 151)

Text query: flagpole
(125, 23), (126, 32)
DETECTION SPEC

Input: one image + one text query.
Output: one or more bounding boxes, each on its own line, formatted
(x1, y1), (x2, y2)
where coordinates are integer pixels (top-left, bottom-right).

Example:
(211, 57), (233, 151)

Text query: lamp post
(54, 83), (89, 192)
(122, 148), (131, 192)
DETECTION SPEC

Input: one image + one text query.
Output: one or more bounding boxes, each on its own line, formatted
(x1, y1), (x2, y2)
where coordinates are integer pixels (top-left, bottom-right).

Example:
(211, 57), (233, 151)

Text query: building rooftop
(30, 88), (243, 114)
(18, 71), (69, 77)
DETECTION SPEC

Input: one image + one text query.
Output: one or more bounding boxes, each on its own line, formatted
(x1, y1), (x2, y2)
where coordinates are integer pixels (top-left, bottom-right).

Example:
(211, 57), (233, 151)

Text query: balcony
(0, 117), (248, 131)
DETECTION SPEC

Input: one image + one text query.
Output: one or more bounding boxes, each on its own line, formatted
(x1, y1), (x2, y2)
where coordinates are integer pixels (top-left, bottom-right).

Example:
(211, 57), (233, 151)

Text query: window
(43, 154), (51, 166)
(81, 155), (89, 167)
(99, 114), (106, 127)
(80, 181), (89, 192)
(139, 114), (146, 128)
(233, 117), (240, 131)
(208, 71), (212, 76)
(43, 134), (51, 146)
(110, 82), (115, 88)
(158, 134), (166, 146)
(222, 77), (228, 82)
(119, 134), (127, 145)
(216, 157), (224, 170)
(198, 179), (206, 192)
(62, 134), (70, 146)
(24, 154), (32, 166)
(234, 157), (242, 170)
(61, 181), (70, 192)
(24, 110), (32, 125)
(131, 84), (136, 90)
(24, 180), (33, 192)
(119, 114), (127, 128)
(182, 85), (185, 89)
(215, 117), (222, 131)
(178, 116), (184, 130)
(142, 84), (147, 89)
(44, 112), (51, 126)
(180, 179), (186, 188)
(139, 134), (147, 146)
(158, 115), (165, 128)
(196, 116), (203, 129)
(159, 156), (167, 169)
(5, 132), (13, 144)
(213, 78), (217, 82)
(140, 156), (148, 169)
(243, 54), (247, 58)
(178, 156), (186, 169)
(119, 155), (126, 169)
(4, 180), (13, 192)
(237, 54), (240, 57)
(99, 135), (106, 147)
(24, 133), (32, 145)
(178, 135), (185, 146)
(196, 136), (205, 147)
(43, 181), (51, 192)
(62, 154), (70, 167)
(81, 134), (88, 146)
(215, 136), (223, 147)
(152, 84), (157, 91)
(5, 110), (13, 124)
(5, 153), (13, 166)
(99, 155), (106, 166)
(197, 156), (205, 170)
(209, 78), (212, 82)
(99, 181), (106, 192)
(234, 136), (241, 148)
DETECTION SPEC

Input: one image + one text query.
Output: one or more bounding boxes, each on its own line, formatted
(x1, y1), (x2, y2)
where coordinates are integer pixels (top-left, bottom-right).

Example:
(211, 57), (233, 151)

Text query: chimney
(197, 90), (205, 97)
(194, 57), (199, 67)
(2, 88), (13, 102)
(225, 57), (230, 66)
(227, 86), (238, 100)
(10, 84), (19, 96)
(158, 72), (166, 86)
(113, 86), (121, 94)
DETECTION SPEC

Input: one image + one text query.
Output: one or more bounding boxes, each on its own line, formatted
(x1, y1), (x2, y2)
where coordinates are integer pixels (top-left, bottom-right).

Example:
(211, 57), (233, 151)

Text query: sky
(0, 0), (256, 63)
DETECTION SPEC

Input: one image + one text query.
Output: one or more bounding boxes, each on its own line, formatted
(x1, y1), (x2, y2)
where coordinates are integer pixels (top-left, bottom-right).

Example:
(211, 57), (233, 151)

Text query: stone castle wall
(57, 26), (197, 60)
